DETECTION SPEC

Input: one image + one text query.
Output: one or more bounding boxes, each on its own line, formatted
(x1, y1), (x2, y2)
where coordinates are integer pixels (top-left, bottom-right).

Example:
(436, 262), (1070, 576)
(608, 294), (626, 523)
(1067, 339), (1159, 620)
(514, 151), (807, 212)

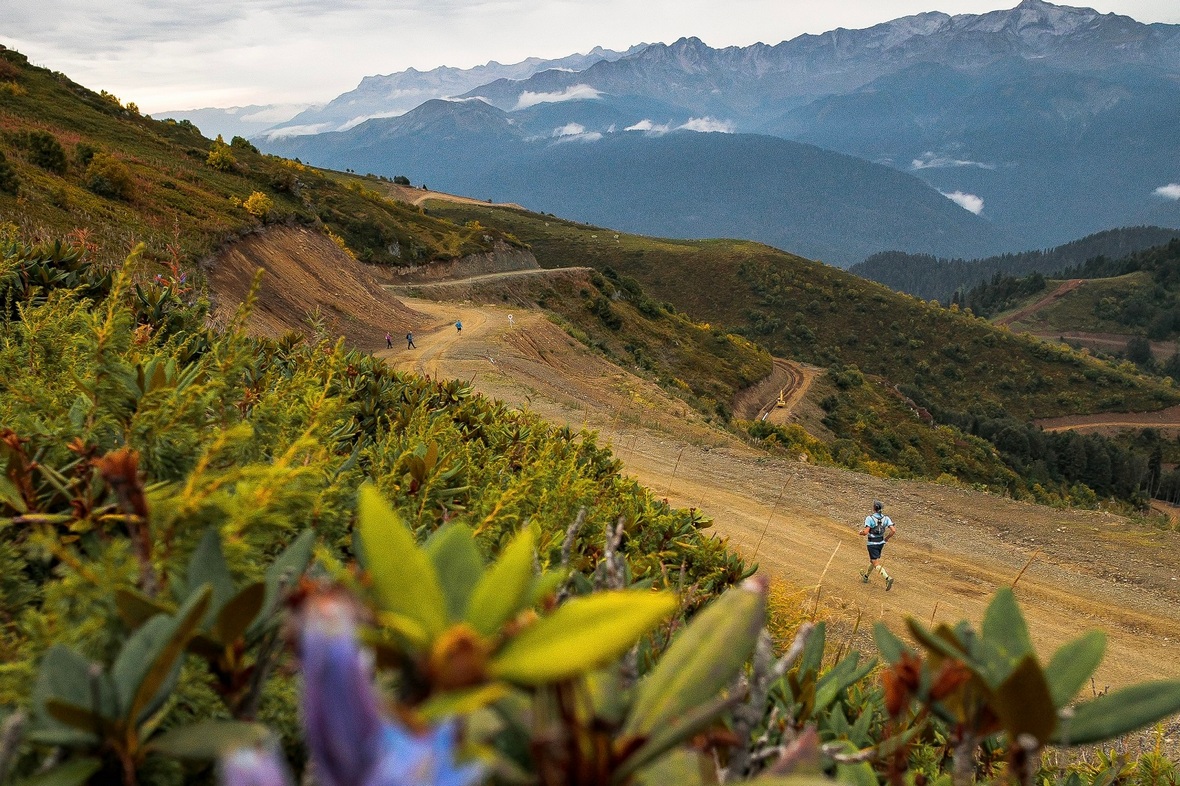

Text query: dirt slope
(995, 279), (1084, 327)
(205, 226), (422, 342)
(206, 232), (1180, 688)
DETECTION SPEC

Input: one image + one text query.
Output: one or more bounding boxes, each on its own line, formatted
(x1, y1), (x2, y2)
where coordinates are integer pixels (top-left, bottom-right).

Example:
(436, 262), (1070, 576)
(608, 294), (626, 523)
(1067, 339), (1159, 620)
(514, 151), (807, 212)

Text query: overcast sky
(3, 0), (1178, 113)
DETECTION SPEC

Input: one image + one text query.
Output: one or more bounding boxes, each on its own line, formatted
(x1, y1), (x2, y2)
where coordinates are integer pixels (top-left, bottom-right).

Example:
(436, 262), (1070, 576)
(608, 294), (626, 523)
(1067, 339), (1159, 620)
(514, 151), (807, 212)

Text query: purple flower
(299, 592), (483, 786)
(367, 720), (483, 786)
(220, 745), (291, 786)
(300, 593), (384, 786)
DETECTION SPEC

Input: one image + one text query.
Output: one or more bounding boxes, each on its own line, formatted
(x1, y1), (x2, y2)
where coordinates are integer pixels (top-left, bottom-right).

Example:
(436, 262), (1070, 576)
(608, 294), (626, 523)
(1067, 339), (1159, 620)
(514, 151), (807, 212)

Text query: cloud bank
(912, 151), (996, 170)
(1154, 183), (1180, 200)
(514, 84), (602, 110)
(624, 117), (734, 135)
(940, 190), (984, 215)
(551, 122), (602, 142)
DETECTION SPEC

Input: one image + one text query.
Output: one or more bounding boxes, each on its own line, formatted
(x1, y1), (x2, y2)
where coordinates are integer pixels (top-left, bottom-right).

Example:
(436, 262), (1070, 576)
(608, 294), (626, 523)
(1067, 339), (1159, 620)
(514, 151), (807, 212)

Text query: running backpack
(868, 514), (887, 539)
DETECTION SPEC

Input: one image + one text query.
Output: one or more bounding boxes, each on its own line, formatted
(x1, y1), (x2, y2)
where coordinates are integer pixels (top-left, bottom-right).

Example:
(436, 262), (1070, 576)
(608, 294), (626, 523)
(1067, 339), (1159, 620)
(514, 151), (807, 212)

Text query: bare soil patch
(1037, 404), (1180, 436)
(205, 226), (422, 343)
(995, 279), (1083, 327)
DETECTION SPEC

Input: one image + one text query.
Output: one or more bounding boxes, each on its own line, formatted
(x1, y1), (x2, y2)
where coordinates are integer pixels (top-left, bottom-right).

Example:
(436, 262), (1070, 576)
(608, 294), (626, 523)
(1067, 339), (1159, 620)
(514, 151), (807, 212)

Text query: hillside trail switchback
(376, 296), (1180, 689)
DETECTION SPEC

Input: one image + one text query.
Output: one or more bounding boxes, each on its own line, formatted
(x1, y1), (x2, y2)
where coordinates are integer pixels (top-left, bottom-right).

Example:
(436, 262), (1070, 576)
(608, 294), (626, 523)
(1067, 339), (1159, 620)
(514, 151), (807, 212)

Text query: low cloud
(678, 116), (734, 133)
(550, 122), (602, 143)
(940, 190), (984, 215)
(513, 84), (602, 110)
(1154, 183), (1180, 200)
(338, 110), (404, 131)
(625, 117), (732, 135)
(261, 122), (336, 139)
(625, 119), (672, 134)
(912, 152), (996, 171)
(238, 104), (310, 123)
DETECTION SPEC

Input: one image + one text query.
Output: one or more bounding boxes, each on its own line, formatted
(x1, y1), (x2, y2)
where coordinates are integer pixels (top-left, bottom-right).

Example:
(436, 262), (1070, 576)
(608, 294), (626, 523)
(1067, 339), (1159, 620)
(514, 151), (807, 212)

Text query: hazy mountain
(258, 45), (647, 139)
(256, 0), (1180, 263)
(262, 99), (1006, 266)
(156, 103), (310, 141)
(461, 1), (1180, 119)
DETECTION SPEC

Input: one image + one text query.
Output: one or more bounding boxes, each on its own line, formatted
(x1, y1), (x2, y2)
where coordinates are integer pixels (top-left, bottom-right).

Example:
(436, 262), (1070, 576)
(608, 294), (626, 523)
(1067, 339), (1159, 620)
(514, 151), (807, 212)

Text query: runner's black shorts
(867, 543), (884, 560)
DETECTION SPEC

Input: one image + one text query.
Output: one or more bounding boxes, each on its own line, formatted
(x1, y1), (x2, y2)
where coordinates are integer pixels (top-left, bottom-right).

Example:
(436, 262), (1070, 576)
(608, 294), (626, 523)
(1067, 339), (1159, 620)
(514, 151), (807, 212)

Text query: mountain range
(160, 45), (646, 141)
(251, 0), (1180, 266)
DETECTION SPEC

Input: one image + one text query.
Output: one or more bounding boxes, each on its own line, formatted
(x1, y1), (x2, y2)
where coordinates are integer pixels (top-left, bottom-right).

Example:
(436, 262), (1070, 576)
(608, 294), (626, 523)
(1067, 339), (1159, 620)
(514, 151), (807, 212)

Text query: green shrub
(74, 141), (97, 167)
(0, 150), (18, 194)
(242, 190), (273, 218)
(84, 152), (134, 200)
(22, 130), (67, 173)
(206, 135), (237, 171)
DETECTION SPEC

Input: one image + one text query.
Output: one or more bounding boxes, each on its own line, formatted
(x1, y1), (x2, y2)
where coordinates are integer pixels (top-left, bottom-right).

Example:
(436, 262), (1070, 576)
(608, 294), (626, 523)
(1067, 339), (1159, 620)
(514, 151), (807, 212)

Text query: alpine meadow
(5, 1), (1180, 785)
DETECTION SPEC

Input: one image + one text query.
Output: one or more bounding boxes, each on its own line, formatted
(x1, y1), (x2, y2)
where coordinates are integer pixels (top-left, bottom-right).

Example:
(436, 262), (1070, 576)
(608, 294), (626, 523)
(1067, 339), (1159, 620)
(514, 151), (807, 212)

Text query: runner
(859, 500), (895, 590)
(406, 332), (416, 349)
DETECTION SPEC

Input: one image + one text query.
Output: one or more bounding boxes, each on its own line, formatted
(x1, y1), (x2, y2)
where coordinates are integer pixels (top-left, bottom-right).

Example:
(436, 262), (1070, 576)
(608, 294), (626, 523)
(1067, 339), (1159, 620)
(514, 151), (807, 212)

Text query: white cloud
(625, 118), (672, 134)
(338, 110), (405, 130)
(1154, 183), (1180, 200)
(261, 122), (337, 139)
(513, 84), (603, 110)
(625, 117), (733, 134)
(238, 104), (311, 123)
(678, 116), (734, 133)
(545, 122), (603, 142)
(941, 190), (984, 215)
(912, 151), (996, 170)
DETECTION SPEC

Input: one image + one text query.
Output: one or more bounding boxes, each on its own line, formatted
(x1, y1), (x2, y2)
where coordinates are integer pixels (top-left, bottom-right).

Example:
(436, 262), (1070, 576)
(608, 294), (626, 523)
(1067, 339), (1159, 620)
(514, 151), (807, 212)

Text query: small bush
(392, 174), (411, 185)
(0, 150), (19, 195)
(24, 130), (67, 173)
(242, 190), (273, 218)
(206, 135), (237, 172)
(230, 135), (258, 153)
(75, 142), (97, 167)
(84, 152), (135, 200)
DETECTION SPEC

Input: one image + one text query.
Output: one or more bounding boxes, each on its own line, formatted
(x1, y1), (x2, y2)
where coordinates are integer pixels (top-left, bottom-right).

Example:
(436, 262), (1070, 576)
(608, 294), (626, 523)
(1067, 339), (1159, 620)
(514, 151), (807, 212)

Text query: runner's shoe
(886, 576), (894, 591)
(860, 571), (870, 583)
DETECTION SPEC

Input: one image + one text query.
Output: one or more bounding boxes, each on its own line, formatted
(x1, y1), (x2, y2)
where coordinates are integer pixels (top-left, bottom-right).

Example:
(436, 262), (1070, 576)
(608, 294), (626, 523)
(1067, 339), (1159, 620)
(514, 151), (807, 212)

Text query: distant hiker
(455, 320), (462, 333)
(385, 332), (392, 349)
(859, 500), (896, 590)
(406, 332), (416, 349)
(507, 314), (515, 326)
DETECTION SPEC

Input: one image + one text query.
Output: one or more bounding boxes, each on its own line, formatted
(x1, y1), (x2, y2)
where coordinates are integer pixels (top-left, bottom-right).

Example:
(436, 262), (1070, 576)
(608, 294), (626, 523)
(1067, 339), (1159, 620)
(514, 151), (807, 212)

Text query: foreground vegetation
(5, 242), (1180, 786)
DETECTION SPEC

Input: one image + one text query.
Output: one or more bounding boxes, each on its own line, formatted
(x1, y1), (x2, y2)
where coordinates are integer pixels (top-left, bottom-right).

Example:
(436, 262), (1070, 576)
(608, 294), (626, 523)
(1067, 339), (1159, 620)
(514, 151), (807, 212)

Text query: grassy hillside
(0, 46), (513, 271)
(421, 201), (1179, 422)
(851, 227), (1180, 303)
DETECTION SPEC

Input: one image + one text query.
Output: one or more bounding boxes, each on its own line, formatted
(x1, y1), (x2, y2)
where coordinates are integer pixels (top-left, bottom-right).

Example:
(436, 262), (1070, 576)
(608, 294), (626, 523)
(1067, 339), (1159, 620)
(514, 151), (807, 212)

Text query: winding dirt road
(376, 297), (1180, 689)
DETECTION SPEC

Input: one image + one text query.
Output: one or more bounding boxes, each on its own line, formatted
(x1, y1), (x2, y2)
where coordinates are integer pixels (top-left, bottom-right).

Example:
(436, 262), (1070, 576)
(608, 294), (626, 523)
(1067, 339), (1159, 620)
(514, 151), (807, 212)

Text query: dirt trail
(1037, 405), (1180, 436)
(377, 297), (1180, 689)
(732, 358), (817, 423)
(995, 279), (1083, 327)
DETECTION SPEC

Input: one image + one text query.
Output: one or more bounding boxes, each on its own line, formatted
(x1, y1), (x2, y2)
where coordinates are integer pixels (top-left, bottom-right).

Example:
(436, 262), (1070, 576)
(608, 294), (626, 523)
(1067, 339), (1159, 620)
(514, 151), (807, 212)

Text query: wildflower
(298, 590), (483, 786)
(299, 592), (384, 786)
(219, 745), (291, 786)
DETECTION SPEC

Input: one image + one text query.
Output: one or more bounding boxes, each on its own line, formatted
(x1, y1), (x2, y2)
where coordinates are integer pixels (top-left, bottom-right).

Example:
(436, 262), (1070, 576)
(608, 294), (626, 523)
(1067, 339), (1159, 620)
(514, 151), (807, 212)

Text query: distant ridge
(851, 226), (1180, 302)
(256, 0), (1180, 260)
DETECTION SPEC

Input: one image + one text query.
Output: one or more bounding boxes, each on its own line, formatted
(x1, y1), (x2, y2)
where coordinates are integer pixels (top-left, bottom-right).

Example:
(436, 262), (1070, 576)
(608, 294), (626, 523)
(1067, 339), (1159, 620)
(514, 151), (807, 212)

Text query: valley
(205, 226), (1180, 688)
(377, 285), (1180, 690)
